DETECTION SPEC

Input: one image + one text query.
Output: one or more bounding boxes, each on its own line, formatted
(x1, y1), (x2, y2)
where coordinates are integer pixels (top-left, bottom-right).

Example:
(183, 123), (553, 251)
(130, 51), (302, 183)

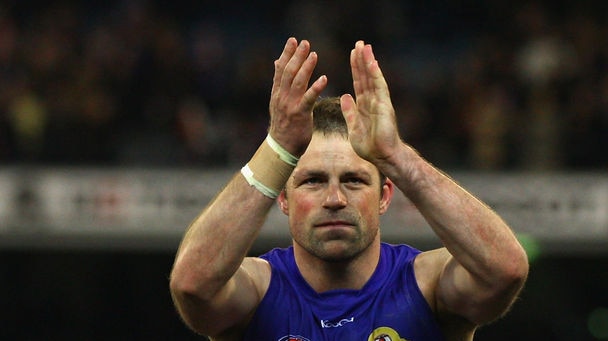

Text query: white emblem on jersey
(320, 317), (355, 328)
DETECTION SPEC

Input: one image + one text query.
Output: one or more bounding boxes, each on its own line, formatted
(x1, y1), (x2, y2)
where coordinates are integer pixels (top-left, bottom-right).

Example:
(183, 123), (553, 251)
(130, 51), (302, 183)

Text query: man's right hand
(268, 37), (328, 157)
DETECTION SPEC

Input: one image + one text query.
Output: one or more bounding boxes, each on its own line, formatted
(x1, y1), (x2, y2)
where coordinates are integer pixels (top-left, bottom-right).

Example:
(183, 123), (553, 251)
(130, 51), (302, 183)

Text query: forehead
(293, 133), (377, 177)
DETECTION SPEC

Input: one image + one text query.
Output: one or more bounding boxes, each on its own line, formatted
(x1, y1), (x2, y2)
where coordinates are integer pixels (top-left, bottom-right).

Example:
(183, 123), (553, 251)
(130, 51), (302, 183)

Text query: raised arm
(169, 37), (327, 338)
(340, 41), (528, 329)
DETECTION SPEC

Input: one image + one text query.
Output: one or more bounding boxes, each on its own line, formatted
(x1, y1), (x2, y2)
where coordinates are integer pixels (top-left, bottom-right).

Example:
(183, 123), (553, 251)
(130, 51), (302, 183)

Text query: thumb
(340, 94), (357, 131)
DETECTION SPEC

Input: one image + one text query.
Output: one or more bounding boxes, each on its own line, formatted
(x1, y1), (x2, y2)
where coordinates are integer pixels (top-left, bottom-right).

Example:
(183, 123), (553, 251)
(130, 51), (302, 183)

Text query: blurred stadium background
(0, 0), (607, 339)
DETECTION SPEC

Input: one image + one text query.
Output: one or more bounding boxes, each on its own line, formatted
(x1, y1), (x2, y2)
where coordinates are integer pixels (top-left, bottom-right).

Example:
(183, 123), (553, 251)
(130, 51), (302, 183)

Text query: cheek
(353, 196), (382, 225)
(288, 196), (317, 241)
(288, 195), (316, 223)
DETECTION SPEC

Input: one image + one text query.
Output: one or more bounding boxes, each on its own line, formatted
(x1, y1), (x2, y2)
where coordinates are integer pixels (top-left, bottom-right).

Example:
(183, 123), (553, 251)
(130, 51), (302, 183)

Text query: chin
(314, 240), (367, 263)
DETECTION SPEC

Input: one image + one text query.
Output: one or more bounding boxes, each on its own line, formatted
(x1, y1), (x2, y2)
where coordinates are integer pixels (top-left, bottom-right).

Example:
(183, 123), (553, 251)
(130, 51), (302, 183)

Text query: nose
(322, 182), (347, 210)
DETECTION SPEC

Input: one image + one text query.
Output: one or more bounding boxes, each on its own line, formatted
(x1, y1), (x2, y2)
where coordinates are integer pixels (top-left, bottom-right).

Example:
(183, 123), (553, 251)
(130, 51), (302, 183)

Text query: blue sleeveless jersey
(242, 243), (446, 341)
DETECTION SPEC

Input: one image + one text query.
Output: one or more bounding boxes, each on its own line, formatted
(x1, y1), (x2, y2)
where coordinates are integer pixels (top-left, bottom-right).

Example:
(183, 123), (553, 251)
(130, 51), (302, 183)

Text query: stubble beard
(299, 223), (378, 263)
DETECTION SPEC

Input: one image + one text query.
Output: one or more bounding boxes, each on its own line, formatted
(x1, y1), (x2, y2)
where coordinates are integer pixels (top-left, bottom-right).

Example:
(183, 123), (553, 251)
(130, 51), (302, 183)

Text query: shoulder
(413, 248), (451, 311)
(238, 254), (274, 308)
(413, 248), (477, 339)
(259, 246), (293, 262)
(241, 256), (272, 288)
(240, 247), (293, 303)
(380, 242), (421, 261)
(258, 246), (296, 278)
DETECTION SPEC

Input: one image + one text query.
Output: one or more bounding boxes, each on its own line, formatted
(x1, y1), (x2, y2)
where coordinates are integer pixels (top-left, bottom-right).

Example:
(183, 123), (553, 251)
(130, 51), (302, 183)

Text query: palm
(268, 38), (328, 156)
(341, 41), (400, 165)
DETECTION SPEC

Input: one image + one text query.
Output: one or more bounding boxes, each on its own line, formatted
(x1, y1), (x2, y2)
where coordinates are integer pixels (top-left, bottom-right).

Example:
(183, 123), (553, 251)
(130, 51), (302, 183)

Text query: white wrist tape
(240, 135), (298, 199)
(265, 134), (299, 166)
(241, 164), (281, 199)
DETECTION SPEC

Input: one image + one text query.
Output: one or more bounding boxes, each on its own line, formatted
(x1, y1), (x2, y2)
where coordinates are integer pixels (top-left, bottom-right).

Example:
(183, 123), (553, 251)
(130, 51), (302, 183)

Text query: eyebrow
(295, 169), (373, 180)
(342, 171), (372, 180)
(295, 170), (327, 179)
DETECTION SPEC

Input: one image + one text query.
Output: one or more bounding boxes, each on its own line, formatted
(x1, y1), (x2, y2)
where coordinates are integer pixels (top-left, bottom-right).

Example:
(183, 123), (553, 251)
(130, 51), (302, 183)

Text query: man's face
(279, 133), (392, 262)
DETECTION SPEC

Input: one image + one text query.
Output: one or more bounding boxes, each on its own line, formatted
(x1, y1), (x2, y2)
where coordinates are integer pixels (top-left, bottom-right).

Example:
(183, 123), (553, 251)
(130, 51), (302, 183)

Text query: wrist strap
(240, 135), (298, 199)
(265, 134), (299, 166)
(241, 164), (281, 198)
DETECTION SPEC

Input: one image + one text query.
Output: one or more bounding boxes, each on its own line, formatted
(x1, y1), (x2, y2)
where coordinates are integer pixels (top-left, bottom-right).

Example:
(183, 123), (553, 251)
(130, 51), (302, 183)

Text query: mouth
(314, 220), (355, 228)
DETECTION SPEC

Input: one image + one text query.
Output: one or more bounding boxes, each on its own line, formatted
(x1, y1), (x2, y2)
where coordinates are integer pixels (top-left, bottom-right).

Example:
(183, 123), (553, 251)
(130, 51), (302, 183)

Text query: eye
(344, 177), (365, 186)
(302, 177), (322, 186)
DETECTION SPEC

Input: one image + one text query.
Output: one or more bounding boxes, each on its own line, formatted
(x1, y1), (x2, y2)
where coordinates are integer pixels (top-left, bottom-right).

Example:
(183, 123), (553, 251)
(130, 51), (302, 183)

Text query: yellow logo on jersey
(368, 326), (408, 341)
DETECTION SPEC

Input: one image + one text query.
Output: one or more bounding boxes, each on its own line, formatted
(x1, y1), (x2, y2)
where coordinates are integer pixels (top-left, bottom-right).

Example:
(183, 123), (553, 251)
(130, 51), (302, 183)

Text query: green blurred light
(588, 307), (608, 339)
(517, 233), (541, 263)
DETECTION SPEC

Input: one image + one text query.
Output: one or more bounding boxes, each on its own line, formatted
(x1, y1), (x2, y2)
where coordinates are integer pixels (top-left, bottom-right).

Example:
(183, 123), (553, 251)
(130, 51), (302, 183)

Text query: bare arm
(170, 177), (274, 336)
(393, 147), (528, 325)
(169, 37), (327, 337)
(340, 41), (528, 326)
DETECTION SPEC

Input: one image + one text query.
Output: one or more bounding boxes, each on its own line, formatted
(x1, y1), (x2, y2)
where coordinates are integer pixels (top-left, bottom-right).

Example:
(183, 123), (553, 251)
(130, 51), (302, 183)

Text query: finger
(350, 46), (363, 96)
(359, 43), (376, 94)
(289, 51), (318, 99)
(280, 40), (311, 95)
(301, 75), (328, 110)
(351, 41), (368, 96)
(271, 38), (298, 98)
(362, 44), (390, 98)
(357, 41), (370, 88)
(339, 93), (357, 130)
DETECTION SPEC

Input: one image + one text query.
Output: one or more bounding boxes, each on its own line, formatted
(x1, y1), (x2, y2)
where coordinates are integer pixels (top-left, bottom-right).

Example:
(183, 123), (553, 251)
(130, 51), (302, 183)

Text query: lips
(314, 220), (354, 228)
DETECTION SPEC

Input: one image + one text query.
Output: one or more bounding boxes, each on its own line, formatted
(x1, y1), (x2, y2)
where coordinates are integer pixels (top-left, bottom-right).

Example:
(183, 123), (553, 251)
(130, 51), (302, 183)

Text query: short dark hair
(311, 96), (387, 188)
(313, 97), (348, 137)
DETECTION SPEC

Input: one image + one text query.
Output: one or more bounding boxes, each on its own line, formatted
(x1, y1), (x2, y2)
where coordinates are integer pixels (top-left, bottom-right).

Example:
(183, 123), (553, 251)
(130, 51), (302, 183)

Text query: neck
(293, 241), (381, 293)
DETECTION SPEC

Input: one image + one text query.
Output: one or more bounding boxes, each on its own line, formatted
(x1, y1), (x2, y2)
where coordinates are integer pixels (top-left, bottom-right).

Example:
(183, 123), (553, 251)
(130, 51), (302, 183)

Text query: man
(170, 37), (529, 340)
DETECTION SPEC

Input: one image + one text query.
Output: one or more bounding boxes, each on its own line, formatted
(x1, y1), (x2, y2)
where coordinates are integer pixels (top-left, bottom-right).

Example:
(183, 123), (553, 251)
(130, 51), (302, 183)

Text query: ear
(379, 179), (394, 215)
(277, 189), (289, 215)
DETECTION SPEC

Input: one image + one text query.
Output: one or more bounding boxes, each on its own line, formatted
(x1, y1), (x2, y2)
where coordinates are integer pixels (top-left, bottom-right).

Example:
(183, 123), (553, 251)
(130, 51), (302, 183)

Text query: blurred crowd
(0, 0), (607, 170)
